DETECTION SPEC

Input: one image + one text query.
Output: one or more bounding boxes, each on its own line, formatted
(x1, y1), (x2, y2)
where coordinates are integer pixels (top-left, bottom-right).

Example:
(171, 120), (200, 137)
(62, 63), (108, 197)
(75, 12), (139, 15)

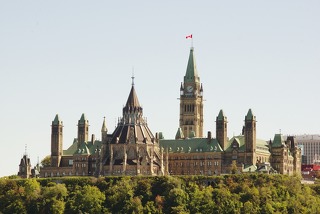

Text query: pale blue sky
(0, 1), (319, 177)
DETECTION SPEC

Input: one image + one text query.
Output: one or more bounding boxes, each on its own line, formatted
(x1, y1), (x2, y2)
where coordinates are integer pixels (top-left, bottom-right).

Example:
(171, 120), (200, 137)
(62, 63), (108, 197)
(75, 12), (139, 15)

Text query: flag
(186, 34), (192, 39)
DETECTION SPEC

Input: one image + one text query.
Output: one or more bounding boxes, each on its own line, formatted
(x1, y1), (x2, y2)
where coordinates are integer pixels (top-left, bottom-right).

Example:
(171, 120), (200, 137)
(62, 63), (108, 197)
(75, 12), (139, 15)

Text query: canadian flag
(186, 34), (192, 39)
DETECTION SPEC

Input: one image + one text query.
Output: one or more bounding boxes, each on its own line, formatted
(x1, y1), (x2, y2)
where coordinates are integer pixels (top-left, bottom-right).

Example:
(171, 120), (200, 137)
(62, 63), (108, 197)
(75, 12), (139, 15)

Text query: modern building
(296, 135), (320, 164)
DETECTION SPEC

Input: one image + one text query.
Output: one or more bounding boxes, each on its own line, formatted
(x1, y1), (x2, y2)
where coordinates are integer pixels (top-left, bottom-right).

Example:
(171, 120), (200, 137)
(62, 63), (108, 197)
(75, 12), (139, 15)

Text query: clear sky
(0, 1), (319, 177)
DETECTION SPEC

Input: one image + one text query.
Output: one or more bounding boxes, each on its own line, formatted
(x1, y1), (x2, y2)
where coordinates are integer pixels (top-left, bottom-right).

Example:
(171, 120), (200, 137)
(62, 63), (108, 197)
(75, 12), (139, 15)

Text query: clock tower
(179, 47), (204, 138)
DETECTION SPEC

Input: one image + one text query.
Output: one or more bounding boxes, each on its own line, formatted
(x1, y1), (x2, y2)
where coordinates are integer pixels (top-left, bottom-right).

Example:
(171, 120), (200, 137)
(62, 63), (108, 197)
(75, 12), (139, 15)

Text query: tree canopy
(1, 174), (320, 213)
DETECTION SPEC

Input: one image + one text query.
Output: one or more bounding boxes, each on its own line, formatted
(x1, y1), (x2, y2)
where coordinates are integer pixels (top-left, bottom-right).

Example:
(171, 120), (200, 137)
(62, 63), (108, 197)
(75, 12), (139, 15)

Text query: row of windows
(184, 104), (195, 113)
(169, 161), (219, 167)
(75, 163), (86, 168)
(172, 155), (219, 160)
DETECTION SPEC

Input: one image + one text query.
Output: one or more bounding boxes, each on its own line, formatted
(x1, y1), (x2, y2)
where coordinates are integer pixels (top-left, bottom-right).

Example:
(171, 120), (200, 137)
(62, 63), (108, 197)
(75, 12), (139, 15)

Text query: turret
(78, 113), (89, 148)
(101, 117), (108, 142)
(244, 109), (256, 165)
(216, 110), (228, 151)
(51, 114), (63, 167)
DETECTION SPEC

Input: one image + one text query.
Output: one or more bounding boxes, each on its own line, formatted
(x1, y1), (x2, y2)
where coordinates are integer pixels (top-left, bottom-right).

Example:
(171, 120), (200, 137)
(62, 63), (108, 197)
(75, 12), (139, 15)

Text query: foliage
(41, 155), (51, 167)
(1, 174), (320, 213)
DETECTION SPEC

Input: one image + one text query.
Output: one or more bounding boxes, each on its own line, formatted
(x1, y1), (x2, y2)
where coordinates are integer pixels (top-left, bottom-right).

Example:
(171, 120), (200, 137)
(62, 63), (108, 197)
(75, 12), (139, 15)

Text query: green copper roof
(217, 110), (226, 121)
(175, 128), (184, 139)
(76, 142), (90, 155)
(52, 114), (61, 125)
(272, 134), (285, 148)
(245, 109), (254, 120)
(160, 137), (223, 153)
(63, 138), (103, 156)
(226, 135), (270, 154)
(184, 47), (199, 83)
(79, 113), (87, 124)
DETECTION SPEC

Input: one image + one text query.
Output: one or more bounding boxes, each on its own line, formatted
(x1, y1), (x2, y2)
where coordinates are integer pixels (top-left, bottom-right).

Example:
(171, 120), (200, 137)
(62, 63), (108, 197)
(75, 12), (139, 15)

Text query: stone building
(102, 81), (164, 176)
(270, 134), (301, 175)
(40, 79), (164, 177)
(40, 46), (301, 177)
(18, 154), (32, 178)
(159, 47), (301, 175)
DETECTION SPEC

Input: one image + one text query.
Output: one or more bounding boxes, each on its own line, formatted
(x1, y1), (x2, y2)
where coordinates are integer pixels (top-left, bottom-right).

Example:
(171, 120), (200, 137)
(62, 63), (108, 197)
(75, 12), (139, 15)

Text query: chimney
(208, 131), (212, 139)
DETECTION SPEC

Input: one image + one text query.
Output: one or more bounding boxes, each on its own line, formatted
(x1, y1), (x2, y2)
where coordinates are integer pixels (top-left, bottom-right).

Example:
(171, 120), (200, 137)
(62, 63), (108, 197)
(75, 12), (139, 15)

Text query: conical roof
(101, 117), (107, 132)
(184, 47), (199, 83)
(217, 110), (226, 121)
(79, 113), (87, 124)
(245, 109), (254, 120)
(52, 114), (62, 125)
(175, 128), (184, 139)
(125, 85), (141, 108)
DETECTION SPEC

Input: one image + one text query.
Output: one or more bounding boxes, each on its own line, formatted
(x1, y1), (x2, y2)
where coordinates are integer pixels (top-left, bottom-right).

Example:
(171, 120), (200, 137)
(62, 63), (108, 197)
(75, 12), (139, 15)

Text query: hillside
(1, 174), (320, 213)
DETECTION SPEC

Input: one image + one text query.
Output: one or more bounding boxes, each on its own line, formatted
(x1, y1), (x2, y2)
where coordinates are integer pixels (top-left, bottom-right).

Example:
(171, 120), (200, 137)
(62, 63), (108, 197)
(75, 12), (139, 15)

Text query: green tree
(143, 201), (159, 214)
(231, 160), (238, 174)
(40, 183), (67, 214)
(67, 185), (106, 213)
(24, 179), (41, 213)
(212, 188), (241, 214)
(105, 177), (135, 213)
(165, 188), (189, 213)
(187, 183), (215, 214)
(41, 155), (51, 167)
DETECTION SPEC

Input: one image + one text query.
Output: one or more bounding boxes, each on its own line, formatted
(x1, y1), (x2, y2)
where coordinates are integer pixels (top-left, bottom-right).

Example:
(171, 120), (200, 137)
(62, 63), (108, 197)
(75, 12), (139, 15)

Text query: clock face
(187, 86), (193, 92)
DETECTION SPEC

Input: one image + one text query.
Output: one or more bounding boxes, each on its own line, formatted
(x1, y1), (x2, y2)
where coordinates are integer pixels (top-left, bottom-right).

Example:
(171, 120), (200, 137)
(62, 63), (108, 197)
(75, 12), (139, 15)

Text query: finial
(131, 67), (135, 86)
(24, 144), (28, 156)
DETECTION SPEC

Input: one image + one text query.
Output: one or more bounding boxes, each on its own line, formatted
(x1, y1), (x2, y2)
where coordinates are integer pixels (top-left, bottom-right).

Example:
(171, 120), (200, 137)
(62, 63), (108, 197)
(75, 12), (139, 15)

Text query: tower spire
(131, 68), (135, 86)
(184, 47), (199, 83)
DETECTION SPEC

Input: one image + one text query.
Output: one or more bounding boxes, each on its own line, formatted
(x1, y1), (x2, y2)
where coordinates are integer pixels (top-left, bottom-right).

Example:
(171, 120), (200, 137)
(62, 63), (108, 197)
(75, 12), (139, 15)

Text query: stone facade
(160, 47), (301, 176)
(40, 46), (301, 177)
(41, 80), (164, 177)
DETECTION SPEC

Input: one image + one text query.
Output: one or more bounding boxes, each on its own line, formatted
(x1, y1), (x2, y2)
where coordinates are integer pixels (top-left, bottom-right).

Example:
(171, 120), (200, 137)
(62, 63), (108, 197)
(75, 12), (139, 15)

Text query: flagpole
(191, 36), (193, 48)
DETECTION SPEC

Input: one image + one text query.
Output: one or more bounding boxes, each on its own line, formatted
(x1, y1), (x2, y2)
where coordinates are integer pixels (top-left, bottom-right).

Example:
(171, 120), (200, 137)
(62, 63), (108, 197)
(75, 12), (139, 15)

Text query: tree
(165, 188), (189, 213)
(231, 160), (238, 174)
(187, 183), (215, 214)
(41, 155), (51, 167)
(105, 177), (134, 213)
(40, 183), (67, 214)
(69, 185), (106, 213)
(24, 179), (41, 213)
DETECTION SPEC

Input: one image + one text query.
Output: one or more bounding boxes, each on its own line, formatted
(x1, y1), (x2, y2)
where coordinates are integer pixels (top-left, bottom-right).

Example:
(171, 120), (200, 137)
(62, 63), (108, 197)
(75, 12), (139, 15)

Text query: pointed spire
(131, 70), (135, 86)
(101, 117), (108, 132)
(245, 109), (254, 120)
(180, 82), (184, 91)
(184, 47), (199, 83)
(125, 85), (141, 108)
(217, 109), (226, 121)
(175, 128), (184, 139)
(53, 114), (62, 125)
(79, 113), (87, 124)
